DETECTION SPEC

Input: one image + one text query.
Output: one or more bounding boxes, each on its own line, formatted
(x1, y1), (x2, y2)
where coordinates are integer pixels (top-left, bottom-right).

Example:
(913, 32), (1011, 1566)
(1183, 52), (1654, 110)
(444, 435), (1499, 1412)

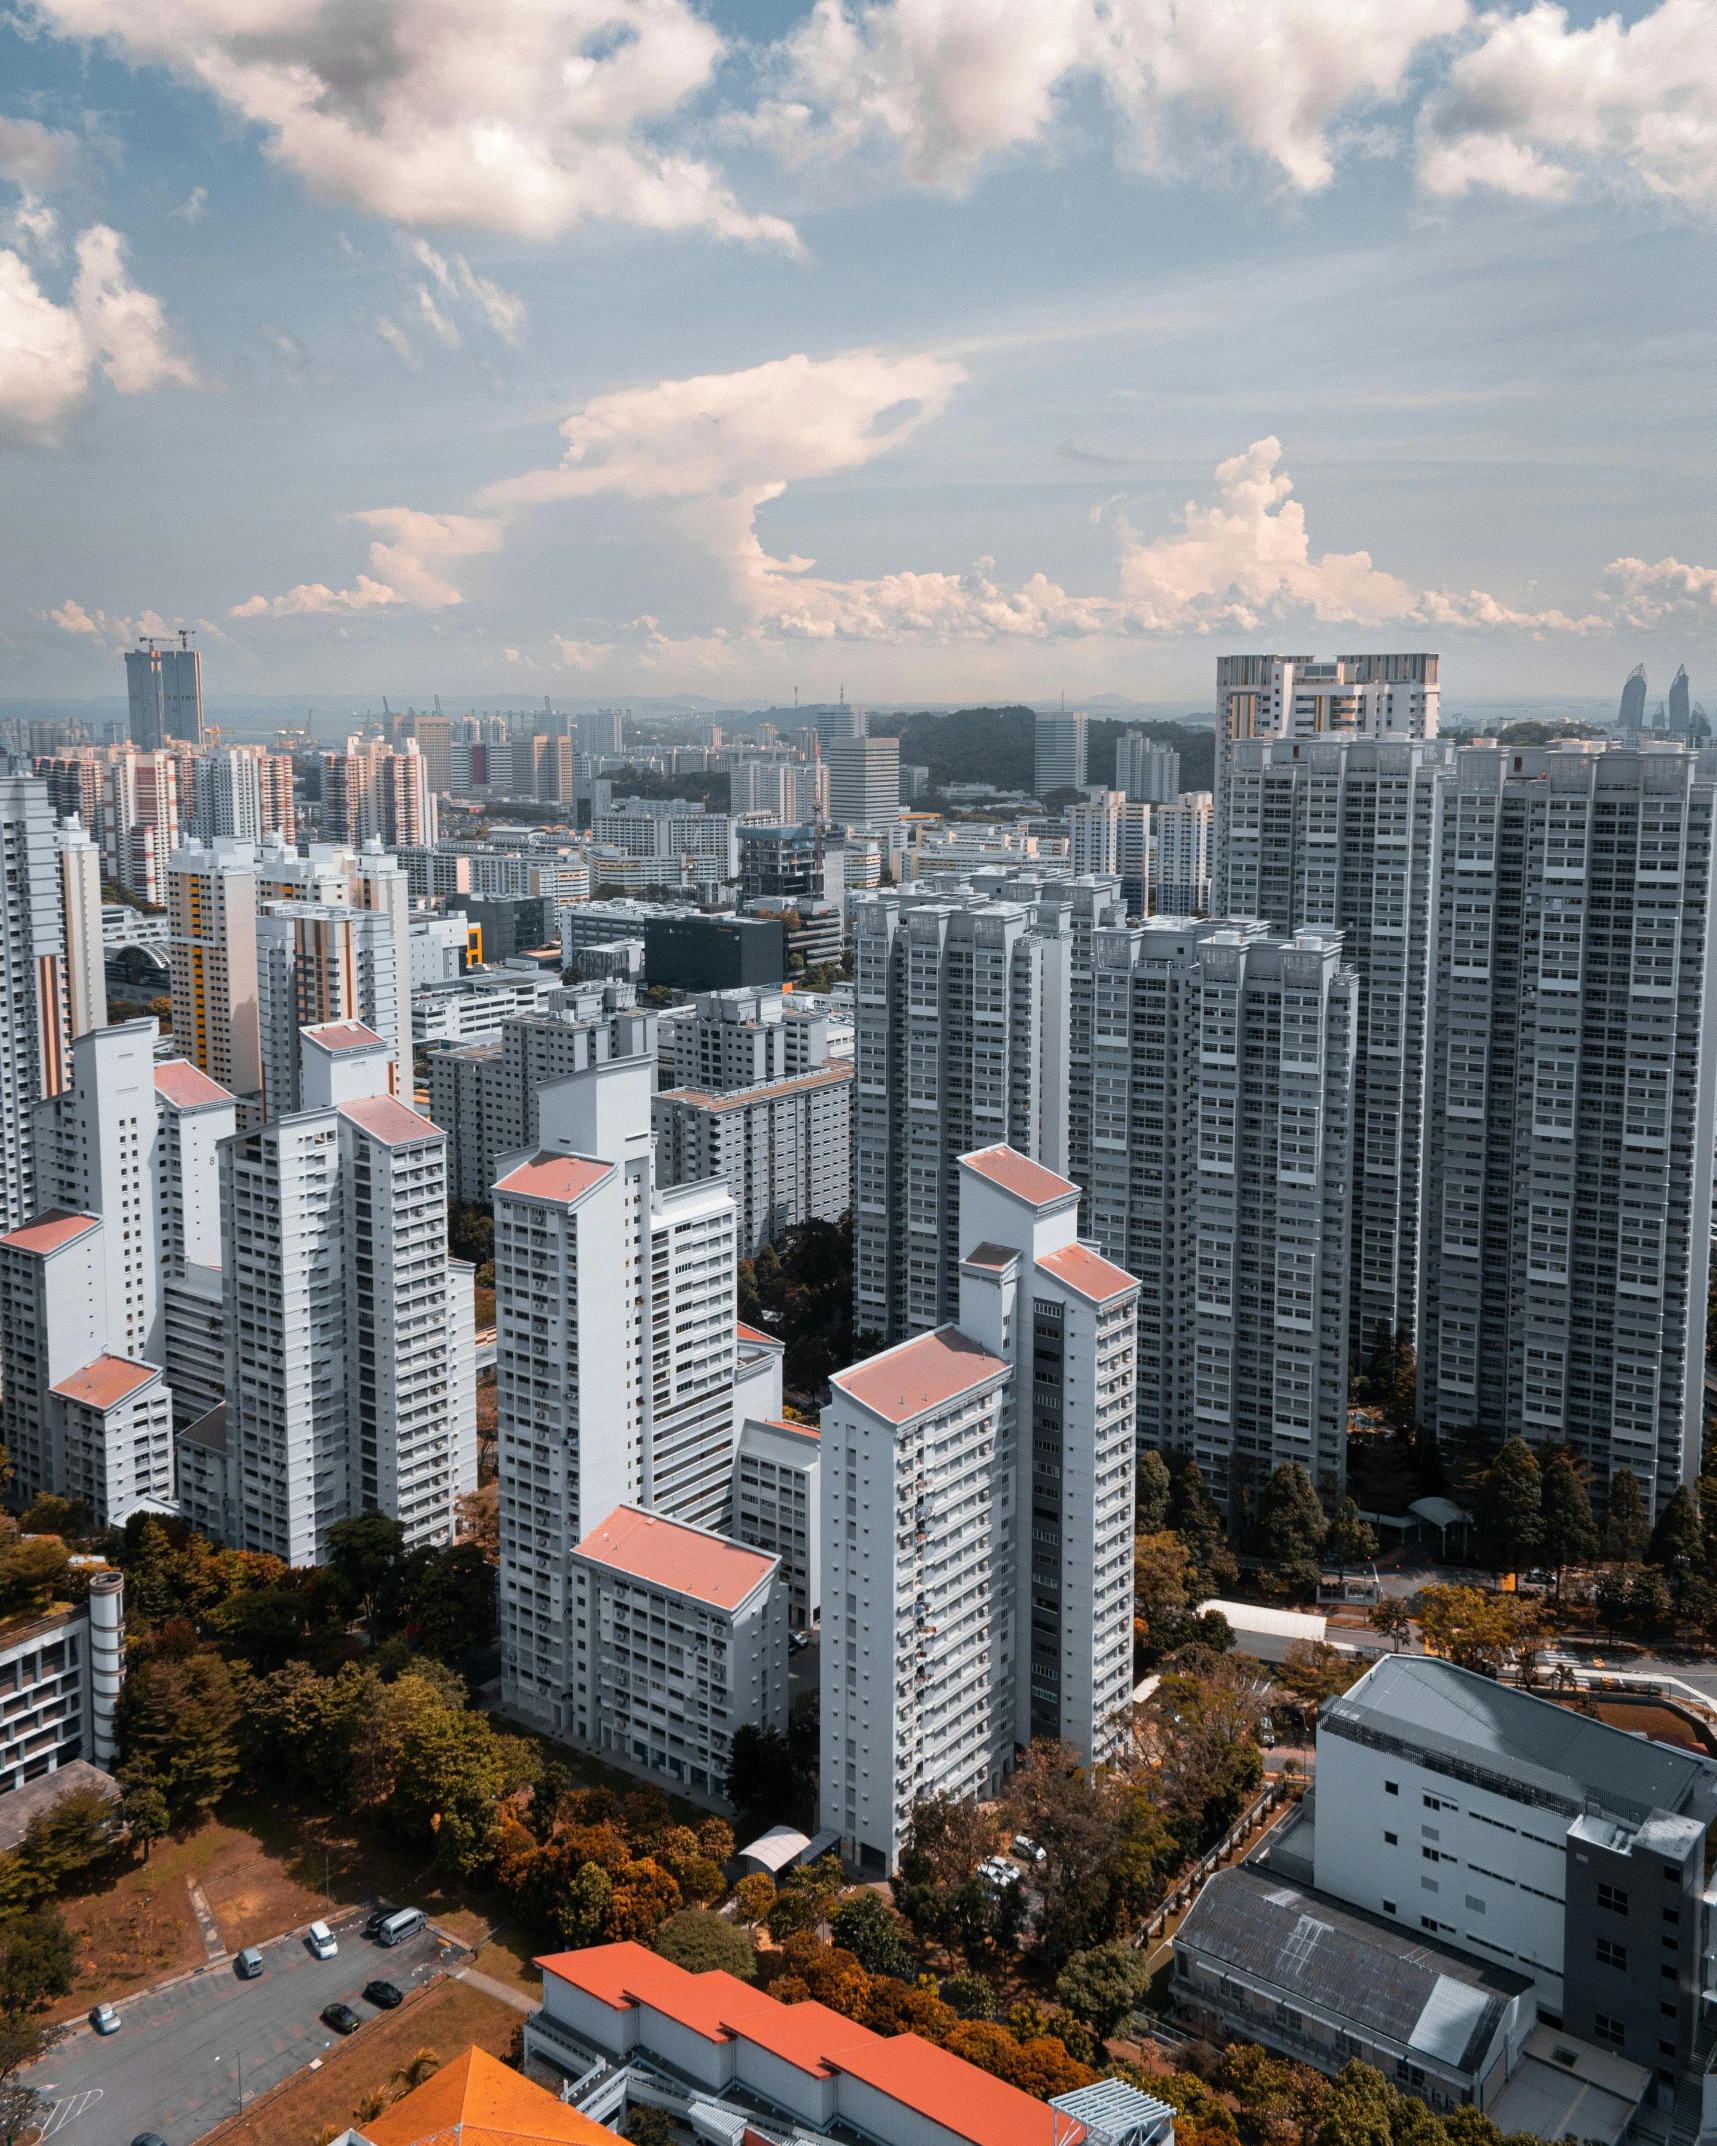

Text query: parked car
(235, 1947), (265, 1979)
(306, 1920), (338, 1960)
(788, 1630), (810, 1654)
(364, 1906), (397, 1939)
(131, 2134), (168, 2146)
(1011, 1835), (1046, 1865)
(374, 1907), (427, 1948)
(363, 1980), (404, 2010)
(320, 2002), (362, 2035)
(89, 2004), (121, 2035)
(976, 1856), (1021, 1889)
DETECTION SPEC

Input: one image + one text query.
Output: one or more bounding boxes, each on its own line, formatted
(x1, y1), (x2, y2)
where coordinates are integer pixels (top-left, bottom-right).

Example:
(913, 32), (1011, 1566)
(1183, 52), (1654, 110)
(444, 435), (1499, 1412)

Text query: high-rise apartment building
(738, 824), (822, 906)
(54, 816), (104, 1041)
(256, 904), (403, 1117)
(321, 740), (437, 850)
(1150, 793), (1214, 916)
(826, 737), (900, 828)
(670, 987), (830, 1091)
(1085, 920), (1357, 1508)
(653, 1063), (854, 1256)
(1215, 653), (1438, 831)
(1033, 709), (1088, 798)
(494, 1056), (740, 1731)
(1218, 737), (1453, 1355)
(168, 840), (262, 1100)
(125, 640), (203, 750)
(1116, 734), (1180, 803)
(851, 888), (1073, 1342)
(218, 1030), (473, 1562)
(0, 776), (75, 1227)
(576, 708), (624, 758)
(191, 750), (262, 844)
(1067, 790), (1124, 879)
(1419, 744), (1717, 1515)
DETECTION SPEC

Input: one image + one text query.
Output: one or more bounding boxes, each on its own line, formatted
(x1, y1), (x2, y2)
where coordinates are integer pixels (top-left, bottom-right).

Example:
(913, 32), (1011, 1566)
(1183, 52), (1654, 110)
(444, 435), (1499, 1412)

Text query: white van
(306, 1921), (337, 1960)
(376, 1908), (427, 1948)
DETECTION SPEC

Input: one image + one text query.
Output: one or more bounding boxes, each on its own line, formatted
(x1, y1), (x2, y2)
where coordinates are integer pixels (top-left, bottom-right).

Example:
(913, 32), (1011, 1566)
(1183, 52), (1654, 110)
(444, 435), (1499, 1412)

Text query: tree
(3, 1786), (117, 1905)
(1475, 1440), (1543, 1575)
(605, 1860), (681, 1941)
(327, 1513), (408, 1631)
(206, 1586), (313, 1672)
(1252, 1464), (1327, 1600)
(400, 1542), (497, 1661)
(1604, 1468), (1650, 1563)
(1167, 1461), (1233, 1591)
(654, 1908), (757, 1978)
(940, 1969), (998, 2019)
(122, 1784), (169, 1862)
(1413, 1585), (1521, 1673)
(117, 1653), (241, 1818)
(0, 2019), (62, 2146)
(726, 1694), (818, 1833)
(831, 1891), (916, 1978)
(0, 1912), (75, 2020)
(557, 1863), (612, 1946)
(1324, 1499), (1379, 1574)
(0, 1541), (68, 1619)
(895, 1791), (996, 1951)
(1539, 1455), (1598, 1600)
(1003, 1743), (1125, 1970)
(1137, 1449), (1172, 1533)
(1275, 1641), (1367, 1722)
(624, 2110), (676, 2146)
(733, 1873), (776, 1925)
(1651, 1484), (1705, 1593)
(1055, 1941), (1154, 2040)
(1367, 1598), (1413, 1652)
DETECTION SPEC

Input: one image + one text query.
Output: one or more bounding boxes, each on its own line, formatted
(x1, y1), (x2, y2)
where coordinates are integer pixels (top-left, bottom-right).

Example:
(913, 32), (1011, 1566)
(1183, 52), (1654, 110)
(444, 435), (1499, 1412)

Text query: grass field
(194, 1976), (522, 2146)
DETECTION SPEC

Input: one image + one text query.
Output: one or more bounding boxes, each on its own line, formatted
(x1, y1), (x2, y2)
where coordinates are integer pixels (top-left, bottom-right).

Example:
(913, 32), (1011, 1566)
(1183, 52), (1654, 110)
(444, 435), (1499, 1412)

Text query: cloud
(1602, 555), (1717, 628)
(231, 506), (505, 617)
(0, 115), (82, 192)
(371, 313), (419, 368)
(28, 0), (796, 247)
(750, 0), (1468, 193)
(0, 223), (197, 441)
(43, 600), (193, 647)
(172, 185), (208, 223)
(1418, 0), (1717, 209)
(408, 239), (527, 345)
(48, 597), (101, 635)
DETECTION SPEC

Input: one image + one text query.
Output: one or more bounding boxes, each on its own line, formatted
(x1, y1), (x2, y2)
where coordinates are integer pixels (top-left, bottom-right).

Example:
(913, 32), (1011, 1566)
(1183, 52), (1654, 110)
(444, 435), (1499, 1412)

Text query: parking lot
(23, 1909), (450, 2146)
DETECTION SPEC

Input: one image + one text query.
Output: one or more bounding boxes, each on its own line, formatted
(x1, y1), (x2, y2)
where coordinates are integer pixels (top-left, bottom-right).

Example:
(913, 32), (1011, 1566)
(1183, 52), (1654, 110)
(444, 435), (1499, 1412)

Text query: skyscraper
(826, 736), (900, 827)
(1619, 663), (1648, 741)
(1418, 743), (1717, 1517)
(1116, 734), (1179, 802)
(1217, 736), (1454, 1355)
(53, 815), (104, 1042)
(256, 904), (404, 1116)
(1150, 793), (1214, 915)
(167, 841), (262, 1099)
(124, 640), (203, 750)
(1033, 709), (1088, 797)
(1669, 665), (1693, 739)
(1215, 653), (1438, 832)
(1085, 919), (1358, 1508)
(851, 888), (1072, 1342)
(0, 776), (74, 1227)
(191, 749), (263, 843)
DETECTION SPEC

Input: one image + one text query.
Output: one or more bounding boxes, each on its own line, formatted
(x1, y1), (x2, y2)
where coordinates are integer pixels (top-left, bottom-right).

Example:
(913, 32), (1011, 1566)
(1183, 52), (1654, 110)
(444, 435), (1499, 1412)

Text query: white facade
(1419, 743), (1717, 1512)
(0, 778), (73, 1231)
(153, 1058), (236, 1272)
(671, 987), (830, 1091)
(1034, 711), (1088, 796)
(956, 1146), (1139, 1767)
(734, 1416), (821, 1629)
(1215, 652), (1439, 835)
(163, 1262), (224, 1427)
(409, 913), (471, 987)
(827, 737), (901, 828)
(820, 1326), (1012, 1876)
(653, 1065), (853, 1258)
(1150, 793), (1214, 916)
(568, 1504), (789, 1800)
(168, 839), (262, 1100)
(496, 1057), (742, 1731)
(190, 750), (263, 844)
(257, 903), (403, 1117)
(55, 817), (104, 1040)
(1067, 790), (1125, 879)
(413, 965), (563, 1045)
(1085, 921), (1358, 1509)
(1117, 735), (1181, 803)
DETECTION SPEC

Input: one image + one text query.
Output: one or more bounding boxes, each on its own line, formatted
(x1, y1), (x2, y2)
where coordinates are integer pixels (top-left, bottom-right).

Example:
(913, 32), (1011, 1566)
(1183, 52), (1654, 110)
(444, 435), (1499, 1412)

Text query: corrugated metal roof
(1176, 1865), (1528, 2077)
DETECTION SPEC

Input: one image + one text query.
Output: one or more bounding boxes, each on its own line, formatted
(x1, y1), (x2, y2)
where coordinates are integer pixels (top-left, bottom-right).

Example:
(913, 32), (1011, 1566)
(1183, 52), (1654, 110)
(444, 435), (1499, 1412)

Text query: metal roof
(1176, 1865), (1529, 2078)
(1325, 1655), (1717, 1825)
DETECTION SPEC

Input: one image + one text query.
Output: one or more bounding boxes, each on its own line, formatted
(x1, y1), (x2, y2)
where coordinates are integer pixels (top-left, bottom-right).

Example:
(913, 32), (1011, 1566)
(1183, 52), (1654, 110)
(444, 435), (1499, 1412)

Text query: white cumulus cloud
(1418, 0), (1717, 209)
(751, 0), (1468, 193)
(230, 507), (505, 617)
(408, 239), (528, 345)
(0, 224), (198, 442)
(27, 0), (796, 246)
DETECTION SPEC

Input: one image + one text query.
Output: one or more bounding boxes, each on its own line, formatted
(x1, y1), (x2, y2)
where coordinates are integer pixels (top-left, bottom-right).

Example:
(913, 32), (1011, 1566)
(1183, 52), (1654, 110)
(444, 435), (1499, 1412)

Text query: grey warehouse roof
(1178, 1864), (1531, 2078)
(1322, 1655), (1717, 1827)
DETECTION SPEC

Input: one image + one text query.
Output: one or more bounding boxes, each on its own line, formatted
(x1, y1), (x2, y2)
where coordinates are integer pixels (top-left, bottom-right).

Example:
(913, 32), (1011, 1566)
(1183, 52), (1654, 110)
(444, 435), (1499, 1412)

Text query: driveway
(24, 1909), (452, 2146)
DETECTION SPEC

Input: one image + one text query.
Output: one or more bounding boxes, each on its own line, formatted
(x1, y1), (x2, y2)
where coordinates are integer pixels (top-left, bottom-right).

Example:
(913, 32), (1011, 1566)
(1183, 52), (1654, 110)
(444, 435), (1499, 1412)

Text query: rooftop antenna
(839, 683), (846, 705)
(433, 693), (443, 717)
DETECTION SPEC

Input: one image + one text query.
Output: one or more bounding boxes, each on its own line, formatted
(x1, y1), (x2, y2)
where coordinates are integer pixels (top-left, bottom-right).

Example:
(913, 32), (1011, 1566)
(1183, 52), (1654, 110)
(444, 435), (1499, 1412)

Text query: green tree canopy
(654, 1908), (757, 1979)
(1603, 1468), (1650, 1563)
(1650, 1484), (1705, 1591)
(1474, 1440), (1543, 1574)
(1055, 1941), (1154, 2039)
(830, 1890), (916, 1978)
(116, 1653), (241, 1819)
(1539, 1455), (1598, 1595)
(1136, 1449), (1172, 1534)
(1324, 1498), (1379, 1572)
(1252, 1463), (1328, 1598)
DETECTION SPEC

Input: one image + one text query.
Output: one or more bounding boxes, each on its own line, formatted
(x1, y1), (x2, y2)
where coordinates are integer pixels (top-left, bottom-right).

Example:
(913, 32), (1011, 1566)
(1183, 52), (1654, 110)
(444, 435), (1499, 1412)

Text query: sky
(2, 0), (1716, 714)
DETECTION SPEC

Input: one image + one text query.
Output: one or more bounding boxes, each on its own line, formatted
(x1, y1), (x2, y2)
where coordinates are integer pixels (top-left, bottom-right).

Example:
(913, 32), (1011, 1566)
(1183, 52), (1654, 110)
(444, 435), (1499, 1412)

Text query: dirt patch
(196, 1977), (521, 2146)
(472, 1929), (545, 2002)
(1550, 1696), (1710, 1753)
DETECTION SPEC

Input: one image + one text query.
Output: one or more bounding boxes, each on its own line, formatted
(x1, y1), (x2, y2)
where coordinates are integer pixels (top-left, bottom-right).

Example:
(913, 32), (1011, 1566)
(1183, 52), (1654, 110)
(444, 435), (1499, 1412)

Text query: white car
(977, 1857), (1022, 1889)
(89, 2003), (120, 2035)
(307, 1921), (338, 1960)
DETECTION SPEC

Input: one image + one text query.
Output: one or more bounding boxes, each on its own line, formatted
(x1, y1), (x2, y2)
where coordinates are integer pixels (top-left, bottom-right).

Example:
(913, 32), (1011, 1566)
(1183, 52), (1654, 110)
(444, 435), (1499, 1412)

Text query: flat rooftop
(831, 1325), (1008, 1426)
(573, 1505), (777, 1612)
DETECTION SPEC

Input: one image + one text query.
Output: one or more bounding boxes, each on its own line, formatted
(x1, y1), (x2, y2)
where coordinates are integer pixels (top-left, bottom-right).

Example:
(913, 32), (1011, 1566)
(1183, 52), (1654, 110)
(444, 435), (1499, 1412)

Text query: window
(1422, 1847), (1442, 1862)
(1385, 1781), (1399, 1796)
(1663, 1866), (1681, 1883)
(1383, 1900), (1396, 1914)
(1661, 2043), (1677, 2059)
(1662, 2003), (1677, 2020)
(1597, 1938), (1627, 1970)
(1593, 2015), (1625, 2050)
(1385, 1832), (1398, 1845)
(1664, 1907), (1681, 1925)
(1598, 1884), (1629, 1916)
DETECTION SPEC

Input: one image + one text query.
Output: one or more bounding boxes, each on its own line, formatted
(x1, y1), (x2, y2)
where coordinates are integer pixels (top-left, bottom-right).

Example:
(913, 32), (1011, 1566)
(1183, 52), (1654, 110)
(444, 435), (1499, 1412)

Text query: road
(24, 1909), (450, 2146)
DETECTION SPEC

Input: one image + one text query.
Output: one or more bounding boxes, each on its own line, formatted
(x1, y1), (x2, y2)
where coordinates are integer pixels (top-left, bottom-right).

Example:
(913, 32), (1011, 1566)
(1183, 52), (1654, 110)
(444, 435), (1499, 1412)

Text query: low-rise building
(568, 1505), (788, 1804)
(0, 1570), (126, 1788)
(733, 1416), (820, 1630)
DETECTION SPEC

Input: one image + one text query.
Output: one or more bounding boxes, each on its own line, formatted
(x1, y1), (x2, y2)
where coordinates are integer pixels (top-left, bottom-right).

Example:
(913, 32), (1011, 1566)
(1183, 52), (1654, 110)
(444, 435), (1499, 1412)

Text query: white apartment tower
(1034, 710), (1088, 797)
(168, 840), (262, 1099)
(218, 1027), (473, 1562)
(1116, 735), (1180, 803)
(1419, 744), (1717, 1514)
(54, 816), (104, 1041)
(1151, 793), (1214, 916)
(826, 737), (901, 828)
(1218, 736), (1454, 1355)
(153, 1058), (235, 1274)
(191, 750), (263, 844)
(851, 889), (1072, 1343)
(956, 1146), (1138, 1766)
(257, 903), (403, 1116)
(494, 1056), (741, 1732)
(1085, 920), (1358, 1508)
(0, 777), (73, 1230)
(1067, 791), (1125, 879)
(1215, 653), (1439, 835)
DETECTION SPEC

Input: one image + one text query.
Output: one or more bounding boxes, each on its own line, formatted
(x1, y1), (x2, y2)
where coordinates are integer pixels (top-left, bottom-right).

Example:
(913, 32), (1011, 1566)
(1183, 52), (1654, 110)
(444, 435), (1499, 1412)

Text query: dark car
(320, 2001), (362, 2035)
(363, 1907), (396, 1940)
(363, 1980), (404, 2010)
(132, 2136), (169, 2146)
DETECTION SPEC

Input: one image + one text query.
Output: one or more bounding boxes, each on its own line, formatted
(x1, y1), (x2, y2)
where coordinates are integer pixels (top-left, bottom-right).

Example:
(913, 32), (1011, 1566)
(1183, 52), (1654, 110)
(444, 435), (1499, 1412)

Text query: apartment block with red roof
(733, 1414), (819, 1630)
(568, 1504), (787, 1801)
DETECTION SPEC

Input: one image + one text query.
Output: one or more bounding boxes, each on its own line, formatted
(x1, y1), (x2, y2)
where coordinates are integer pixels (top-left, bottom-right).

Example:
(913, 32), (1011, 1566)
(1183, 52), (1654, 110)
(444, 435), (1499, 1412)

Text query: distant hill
(867, 706), (1214, 797)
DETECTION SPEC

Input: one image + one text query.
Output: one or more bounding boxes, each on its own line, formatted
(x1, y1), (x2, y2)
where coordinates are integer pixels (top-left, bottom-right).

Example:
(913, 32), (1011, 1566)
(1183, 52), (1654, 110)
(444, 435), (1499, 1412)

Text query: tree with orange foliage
(603, 1859), (681, 1941)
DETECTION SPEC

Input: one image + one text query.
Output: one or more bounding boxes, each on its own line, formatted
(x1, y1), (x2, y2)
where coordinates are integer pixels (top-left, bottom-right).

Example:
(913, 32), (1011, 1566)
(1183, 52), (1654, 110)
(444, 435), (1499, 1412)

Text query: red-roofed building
(524, 1952), (1088, 2146)
(829, 1327), (1008, 1427)
(0, 1210), (99, 1258)
(958, 1142), (1079, 1211)
(569, 1507), (787, 1801)
(346, 2044), (618, 2145)
(492, 1152), (614, 1206)
(152, 1059), (229, 1110)
(734, 1413), (821, 1628)
(154, 1058), (236, 1271)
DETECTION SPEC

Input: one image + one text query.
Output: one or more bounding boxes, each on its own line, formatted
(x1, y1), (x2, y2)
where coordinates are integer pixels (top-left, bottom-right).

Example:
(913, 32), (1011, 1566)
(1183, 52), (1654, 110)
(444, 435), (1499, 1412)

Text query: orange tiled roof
(958, 1144), (1077, 1207)
(302, 1020), (385, 1052)
(1037, 1241), (1139, 1304)
(573, 1506), (777, 1611)
(0, 1210), (99, 1258)
(631, 1966), (776, 2041)
(831, 1327), (1007, 1425)
(724, 1996), (881, 2076)
(363, 2046), (618, 2146)
(493, 1153), (613, 1205)
(154, 1060), (230, 1108)
(534, 1941), (689, 2012)
(830, 2031), (1088, 2146)
(736, 1321), (784, 1349)
(339, 1095), (440, 1145)
(51, 1355), (157, 1411)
